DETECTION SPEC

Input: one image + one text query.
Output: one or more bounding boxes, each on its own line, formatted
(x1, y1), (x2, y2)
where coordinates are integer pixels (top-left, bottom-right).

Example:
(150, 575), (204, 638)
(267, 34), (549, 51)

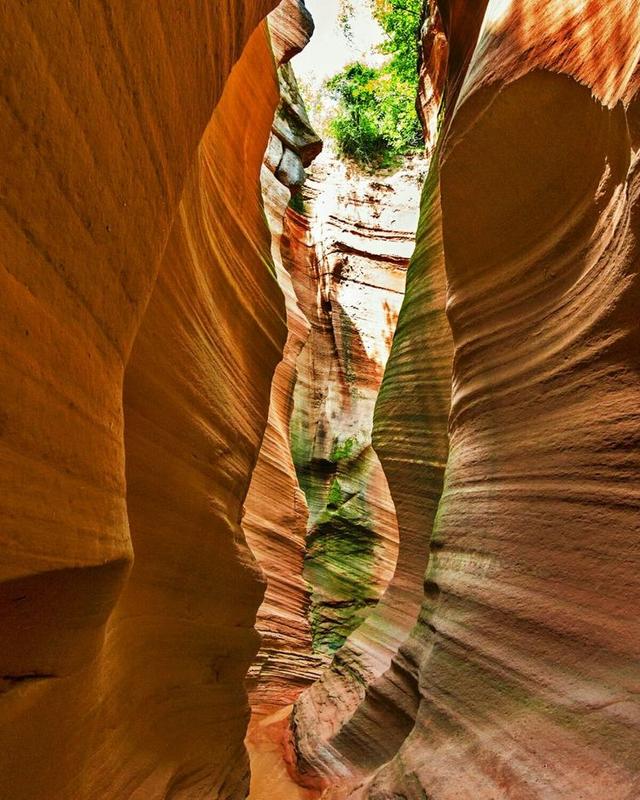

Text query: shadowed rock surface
(288, 1), (640, 798)
(2, 1), (640, 799)
(0, 2), (284, 798)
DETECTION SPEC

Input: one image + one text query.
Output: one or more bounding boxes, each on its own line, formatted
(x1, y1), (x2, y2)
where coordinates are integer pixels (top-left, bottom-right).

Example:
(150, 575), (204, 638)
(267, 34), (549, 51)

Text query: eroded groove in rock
(0, 3), (283, 797)
(355, 2), (640, 798)
(286, 143), (442, 789)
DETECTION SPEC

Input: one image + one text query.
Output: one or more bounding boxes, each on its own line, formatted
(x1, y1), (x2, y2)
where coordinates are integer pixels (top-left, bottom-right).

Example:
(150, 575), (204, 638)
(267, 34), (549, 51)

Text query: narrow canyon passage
(1, 2), (640, 800)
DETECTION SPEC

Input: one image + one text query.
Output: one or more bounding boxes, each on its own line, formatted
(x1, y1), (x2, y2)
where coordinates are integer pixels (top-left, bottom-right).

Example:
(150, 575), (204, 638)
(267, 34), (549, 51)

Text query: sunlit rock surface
(245, 0), (324, 722)
(289, 150), (452, 791)
(291, 1), (640, 798)
(0, 3), (283, 798)
(289, 154), (423, 658)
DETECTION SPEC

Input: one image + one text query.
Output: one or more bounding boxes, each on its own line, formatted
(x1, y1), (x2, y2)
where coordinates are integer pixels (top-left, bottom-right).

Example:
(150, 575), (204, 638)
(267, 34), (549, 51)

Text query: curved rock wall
(245, 0), (324, 721)
(290, 151), (452, 792)
(289, 157), (424, 658)
(291, 1), (640, 798)
(4, 1), (640, 798)
(243, 5), (328, 797)
(379, 3), (640, 797)
(0, 3), (285, 798)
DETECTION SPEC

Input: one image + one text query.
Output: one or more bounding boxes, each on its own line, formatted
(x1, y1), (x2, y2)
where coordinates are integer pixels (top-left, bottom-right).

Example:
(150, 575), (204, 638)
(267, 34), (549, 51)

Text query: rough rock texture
(0, 3), (285, 798)
(289, 155), (424, 657)
(244, 6), (326, 798)
(293, 1), (640, 798)
(290, 152), (452, 791)
(245, 0), (325, 719)
(285, 152), (446, 794)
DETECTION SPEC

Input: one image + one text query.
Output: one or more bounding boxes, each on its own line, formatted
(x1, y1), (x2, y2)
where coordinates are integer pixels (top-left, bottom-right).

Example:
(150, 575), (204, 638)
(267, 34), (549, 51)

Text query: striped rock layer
(289, 1), (640, 799)
(0, 3), (285, 798)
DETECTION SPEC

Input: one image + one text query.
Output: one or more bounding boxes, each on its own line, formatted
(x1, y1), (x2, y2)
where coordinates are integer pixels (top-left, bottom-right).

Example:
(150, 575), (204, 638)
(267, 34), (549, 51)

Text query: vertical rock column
(290, 152), (453, 792)
(244, 0), (325, 718)
(243, 3), (326, 797)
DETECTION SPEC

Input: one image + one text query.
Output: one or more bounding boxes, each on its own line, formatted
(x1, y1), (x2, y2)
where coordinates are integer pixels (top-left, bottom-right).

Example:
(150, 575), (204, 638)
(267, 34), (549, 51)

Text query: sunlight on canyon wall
(1, 1), (639, 799)
(288, 1), (640, 798)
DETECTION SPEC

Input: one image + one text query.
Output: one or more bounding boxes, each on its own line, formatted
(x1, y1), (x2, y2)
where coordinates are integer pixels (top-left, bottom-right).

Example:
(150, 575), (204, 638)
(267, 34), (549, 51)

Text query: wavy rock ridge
(289, 1), (640, 798)
(0, 3), (285, 798)
(245, 0), (324, 721)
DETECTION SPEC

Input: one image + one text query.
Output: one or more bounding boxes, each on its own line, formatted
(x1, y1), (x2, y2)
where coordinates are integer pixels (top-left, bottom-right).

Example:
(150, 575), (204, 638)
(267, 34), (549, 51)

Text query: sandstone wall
(245, 0), (325, 719)
(290, 152), (452, 793)
(291, 1), (640, 798)
(5, 1), (640, 798)
(0, 3), (284, 797)
(374, 3), (640, 796)
(243, 6), (327, 796)
(289, 157), (419, 657)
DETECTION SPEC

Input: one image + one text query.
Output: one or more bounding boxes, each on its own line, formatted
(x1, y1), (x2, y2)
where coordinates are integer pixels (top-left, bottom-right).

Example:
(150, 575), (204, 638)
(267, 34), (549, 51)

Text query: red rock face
(0, 4), (284, 798)
(289, 1), (640, 798)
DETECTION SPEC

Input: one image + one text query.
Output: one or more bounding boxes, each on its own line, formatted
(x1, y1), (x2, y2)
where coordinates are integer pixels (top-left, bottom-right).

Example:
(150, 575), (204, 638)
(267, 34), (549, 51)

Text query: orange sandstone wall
(0, 3), (284, 798)
(291, 1), (640, 798)
(380, 2), (640, 796)
(244, 0), (325, 719)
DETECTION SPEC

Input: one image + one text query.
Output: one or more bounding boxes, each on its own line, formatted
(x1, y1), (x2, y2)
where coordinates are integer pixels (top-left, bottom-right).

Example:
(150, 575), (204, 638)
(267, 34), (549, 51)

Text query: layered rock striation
(290, 156), (425, 656)
(290, 1), (640, 798)
(245, 0), (324, 719)
(0, 3), (287, 798)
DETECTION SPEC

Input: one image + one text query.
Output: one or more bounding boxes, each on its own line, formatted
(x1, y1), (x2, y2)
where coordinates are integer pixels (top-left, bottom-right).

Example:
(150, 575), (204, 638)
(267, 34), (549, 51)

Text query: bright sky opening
(293, 0), (386, 96)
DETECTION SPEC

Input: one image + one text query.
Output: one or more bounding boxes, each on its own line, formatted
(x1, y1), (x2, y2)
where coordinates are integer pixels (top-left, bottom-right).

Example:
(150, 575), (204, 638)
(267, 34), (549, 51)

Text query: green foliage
(327, 478), (344, 509)
(372, 0), (423, 85)
(327, 0), (424, 168)
(338, 0), (356, 42)
(329, 434), (358, 463)
(288, 192), (306, 214)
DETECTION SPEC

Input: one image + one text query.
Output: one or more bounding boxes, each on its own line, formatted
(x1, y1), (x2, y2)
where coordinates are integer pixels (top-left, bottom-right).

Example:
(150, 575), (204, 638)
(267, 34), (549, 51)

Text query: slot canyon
(1, 1), (639, 798)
